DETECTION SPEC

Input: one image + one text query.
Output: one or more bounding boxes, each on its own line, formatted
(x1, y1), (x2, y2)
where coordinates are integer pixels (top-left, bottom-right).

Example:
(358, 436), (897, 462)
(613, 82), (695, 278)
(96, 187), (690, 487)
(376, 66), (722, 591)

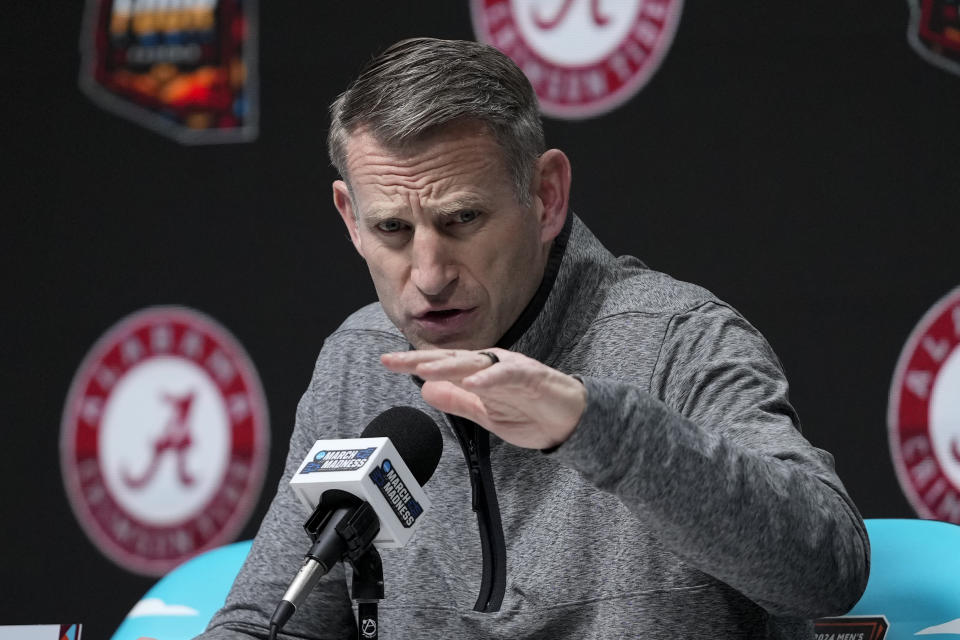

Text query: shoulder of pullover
(594, 260), (721, 322)
(330, 301), (403, 338)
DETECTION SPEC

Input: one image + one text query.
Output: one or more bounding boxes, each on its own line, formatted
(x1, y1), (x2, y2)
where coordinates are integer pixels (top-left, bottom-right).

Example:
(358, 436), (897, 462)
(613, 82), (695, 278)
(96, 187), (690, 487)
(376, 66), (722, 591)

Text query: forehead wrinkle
(353, 159), (503, 217)
(345, 126), (514, 220)
(354, 150), (498, 188)
(346, 129), (505, 184)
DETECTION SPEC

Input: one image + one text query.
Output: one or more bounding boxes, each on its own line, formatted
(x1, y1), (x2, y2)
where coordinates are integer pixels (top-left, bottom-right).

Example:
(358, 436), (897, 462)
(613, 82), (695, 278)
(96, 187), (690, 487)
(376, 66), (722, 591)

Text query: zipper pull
(467, 432), (478, 455)
(468, 460), (482, 511)
(466, 435), (482, 511)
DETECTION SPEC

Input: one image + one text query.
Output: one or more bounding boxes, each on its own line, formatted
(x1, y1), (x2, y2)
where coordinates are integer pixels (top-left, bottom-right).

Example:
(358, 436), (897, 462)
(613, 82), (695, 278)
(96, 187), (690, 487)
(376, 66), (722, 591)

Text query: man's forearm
(552, 376), (869, 619)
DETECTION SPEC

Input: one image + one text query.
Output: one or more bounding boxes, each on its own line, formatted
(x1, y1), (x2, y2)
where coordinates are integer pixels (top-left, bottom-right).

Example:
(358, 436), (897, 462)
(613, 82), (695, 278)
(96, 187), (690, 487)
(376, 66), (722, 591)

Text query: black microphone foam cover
(360, 406), (443, 486)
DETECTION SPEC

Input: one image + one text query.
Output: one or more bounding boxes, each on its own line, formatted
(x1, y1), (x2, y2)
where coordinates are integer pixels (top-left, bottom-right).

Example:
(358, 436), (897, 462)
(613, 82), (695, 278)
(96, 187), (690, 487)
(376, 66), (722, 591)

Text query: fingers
(384, 349), (587, 449)
(460, 357), (520, 389)
(381, 349), (502, 381)
(418, 350), (501, 381)
(380, 350), (459, 373)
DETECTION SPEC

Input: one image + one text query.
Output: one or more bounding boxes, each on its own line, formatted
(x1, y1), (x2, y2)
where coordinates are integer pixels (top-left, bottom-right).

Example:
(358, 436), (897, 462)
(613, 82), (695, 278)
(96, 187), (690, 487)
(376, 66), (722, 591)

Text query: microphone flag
(290, 437), (432, 549)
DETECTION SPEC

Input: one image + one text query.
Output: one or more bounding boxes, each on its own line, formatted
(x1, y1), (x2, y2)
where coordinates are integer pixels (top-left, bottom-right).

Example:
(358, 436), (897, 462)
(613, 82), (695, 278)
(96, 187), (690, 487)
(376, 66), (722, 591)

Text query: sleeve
(196, 341), (358, 640)
(550, 301), (870, 619)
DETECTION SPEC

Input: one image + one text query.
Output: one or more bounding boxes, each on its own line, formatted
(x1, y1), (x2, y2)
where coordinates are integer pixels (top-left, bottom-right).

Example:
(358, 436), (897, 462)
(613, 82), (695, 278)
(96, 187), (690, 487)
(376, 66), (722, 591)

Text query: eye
(451, 210), (481, 224)
(376, 219), (408, 233)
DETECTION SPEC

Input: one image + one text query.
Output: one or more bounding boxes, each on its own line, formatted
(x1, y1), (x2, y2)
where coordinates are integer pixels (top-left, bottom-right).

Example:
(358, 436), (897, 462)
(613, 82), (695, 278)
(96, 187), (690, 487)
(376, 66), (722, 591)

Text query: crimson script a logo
(61, 306), (269, 575)
(471, 0), (684, 119)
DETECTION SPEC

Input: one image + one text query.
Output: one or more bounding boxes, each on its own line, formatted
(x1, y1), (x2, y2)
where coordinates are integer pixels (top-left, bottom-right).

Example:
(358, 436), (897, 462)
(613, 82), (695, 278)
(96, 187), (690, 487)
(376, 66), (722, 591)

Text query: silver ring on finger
(478, 351), (499, 366)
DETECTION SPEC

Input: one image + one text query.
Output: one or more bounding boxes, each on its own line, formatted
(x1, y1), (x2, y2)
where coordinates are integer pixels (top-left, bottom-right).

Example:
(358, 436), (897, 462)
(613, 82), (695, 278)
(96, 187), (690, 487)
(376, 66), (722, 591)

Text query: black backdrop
(4, 2), (960, 638)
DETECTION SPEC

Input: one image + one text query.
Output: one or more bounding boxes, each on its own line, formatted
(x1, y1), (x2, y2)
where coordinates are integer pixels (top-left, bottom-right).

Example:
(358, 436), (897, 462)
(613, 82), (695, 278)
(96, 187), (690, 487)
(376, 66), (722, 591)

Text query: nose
(410, 227), (458, 297)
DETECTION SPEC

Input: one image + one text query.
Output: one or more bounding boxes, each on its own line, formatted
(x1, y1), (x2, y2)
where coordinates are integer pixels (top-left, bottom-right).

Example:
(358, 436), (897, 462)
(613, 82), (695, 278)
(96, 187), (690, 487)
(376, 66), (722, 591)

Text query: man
(201, 38), (868, 639)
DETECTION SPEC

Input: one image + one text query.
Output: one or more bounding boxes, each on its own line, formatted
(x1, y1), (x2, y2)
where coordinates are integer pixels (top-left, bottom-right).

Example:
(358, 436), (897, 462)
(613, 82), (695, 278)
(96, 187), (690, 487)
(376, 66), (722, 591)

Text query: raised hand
(381, 348), (586, 450)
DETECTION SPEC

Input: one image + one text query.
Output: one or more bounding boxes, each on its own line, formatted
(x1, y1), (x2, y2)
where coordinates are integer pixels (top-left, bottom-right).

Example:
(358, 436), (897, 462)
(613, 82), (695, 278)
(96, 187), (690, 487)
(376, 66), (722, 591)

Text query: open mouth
(413, 307), (476, 332)
(421, 309), (464, 320)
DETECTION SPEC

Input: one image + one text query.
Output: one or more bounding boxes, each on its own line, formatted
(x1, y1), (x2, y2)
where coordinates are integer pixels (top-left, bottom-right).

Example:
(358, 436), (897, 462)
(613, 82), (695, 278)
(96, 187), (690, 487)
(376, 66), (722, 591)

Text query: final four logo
(471, 0), (684, 119)
(79, 0), (259, 143)
(889, 286), (960, 524)
(60, 306), (269, 575)
(907, 0), (960, 76)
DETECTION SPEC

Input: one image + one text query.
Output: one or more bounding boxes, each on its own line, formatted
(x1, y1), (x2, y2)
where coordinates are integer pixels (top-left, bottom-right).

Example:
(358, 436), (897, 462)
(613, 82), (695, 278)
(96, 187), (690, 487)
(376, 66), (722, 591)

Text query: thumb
(421, 380), (486, 422)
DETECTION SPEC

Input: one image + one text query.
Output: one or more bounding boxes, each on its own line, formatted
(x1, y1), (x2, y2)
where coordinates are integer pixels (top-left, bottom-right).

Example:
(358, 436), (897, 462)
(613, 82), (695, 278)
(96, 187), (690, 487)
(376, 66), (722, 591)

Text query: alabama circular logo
(60, 306), (269, 575)
(889, 286), (960, 524)
(471, 0), (684, 119)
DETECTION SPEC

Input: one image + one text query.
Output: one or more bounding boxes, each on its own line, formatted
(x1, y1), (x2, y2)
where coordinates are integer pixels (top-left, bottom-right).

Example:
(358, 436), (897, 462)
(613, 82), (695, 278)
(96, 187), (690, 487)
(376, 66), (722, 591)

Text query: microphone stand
(352, 547), (383, 640)
(301, 493), (385, 640)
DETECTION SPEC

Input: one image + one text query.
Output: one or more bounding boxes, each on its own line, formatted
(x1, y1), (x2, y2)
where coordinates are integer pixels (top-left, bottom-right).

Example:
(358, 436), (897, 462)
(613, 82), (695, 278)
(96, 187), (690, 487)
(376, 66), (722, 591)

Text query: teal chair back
(814, 518), (960, 639)
(110, 540), (252, 640)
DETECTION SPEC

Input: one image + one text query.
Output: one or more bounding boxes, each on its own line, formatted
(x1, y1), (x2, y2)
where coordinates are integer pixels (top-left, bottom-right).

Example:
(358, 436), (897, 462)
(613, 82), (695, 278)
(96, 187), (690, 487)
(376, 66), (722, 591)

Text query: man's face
(333, 122), (549, 350)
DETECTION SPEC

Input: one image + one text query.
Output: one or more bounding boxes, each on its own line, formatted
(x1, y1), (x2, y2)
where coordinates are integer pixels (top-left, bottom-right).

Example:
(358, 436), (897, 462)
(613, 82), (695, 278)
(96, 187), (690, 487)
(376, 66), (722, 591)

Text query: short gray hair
(327, 38), (545, 204)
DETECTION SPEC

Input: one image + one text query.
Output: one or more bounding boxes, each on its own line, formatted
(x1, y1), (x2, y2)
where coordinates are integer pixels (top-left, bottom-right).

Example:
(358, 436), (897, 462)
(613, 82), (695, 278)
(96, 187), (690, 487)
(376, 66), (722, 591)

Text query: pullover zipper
(450, 415), (506, 613)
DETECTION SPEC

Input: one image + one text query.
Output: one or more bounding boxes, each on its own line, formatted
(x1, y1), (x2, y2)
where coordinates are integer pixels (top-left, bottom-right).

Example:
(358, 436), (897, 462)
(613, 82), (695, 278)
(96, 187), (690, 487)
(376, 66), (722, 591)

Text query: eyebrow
(434, 197), (485, 217)
(359, 196), (486, 222)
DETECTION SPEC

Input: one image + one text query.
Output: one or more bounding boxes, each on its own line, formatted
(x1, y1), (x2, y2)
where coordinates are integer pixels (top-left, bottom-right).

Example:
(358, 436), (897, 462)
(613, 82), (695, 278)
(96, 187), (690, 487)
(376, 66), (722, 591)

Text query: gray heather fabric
(199, 215), (869, 639)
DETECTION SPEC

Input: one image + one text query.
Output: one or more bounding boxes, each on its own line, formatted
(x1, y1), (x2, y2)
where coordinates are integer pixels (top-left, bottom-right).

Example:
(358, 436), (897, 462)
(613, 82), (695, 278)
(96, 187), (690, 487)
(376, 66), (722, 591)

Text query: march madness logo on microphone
(369, 460), (424, 527)
(60, 306), (269, 575)
(300, 448), (377, 473)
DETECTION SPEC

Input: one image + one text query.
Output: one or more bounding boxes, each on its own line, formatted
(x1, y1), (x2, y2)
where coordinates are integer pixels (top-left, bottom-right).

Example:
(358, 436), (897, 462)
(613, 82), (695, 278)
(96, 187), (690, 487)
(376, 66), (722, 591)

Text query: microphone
(269, 407), (443, 637)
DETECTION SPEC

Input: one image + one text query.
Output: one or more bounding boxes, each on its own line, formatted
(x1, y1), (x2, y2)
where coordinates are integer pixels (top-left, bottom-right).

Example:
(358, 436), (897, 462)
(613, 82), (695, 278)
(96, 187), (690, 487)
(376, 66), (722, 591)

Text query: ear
(532, 149), (571, 244)
(333, 180), (364, 258)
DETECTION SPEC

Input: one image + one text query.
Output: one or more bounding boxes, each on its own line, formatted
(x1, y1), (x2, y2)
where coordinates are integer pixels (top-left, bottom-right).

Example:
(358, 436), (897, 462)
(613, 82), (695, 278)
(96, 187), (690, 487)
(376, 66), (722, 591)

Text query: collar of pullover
(495, 213), (616, 366)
